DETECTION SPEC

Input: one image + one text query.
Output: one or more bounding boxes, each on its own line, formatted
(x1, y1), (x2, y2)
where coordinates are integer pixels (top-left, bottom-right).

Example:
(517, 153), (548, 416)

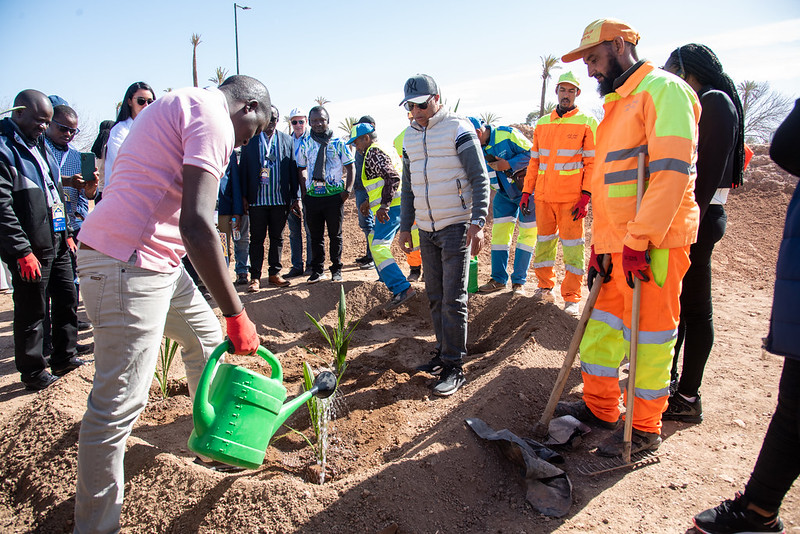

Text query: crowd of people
(0, 15), (796, 534)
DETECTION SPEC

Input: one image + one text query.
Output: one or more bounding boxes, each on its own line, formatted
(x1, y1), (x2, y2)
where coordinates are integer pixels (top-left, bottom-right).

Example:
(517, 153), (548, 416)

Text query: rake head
(574, 449), (661, 476)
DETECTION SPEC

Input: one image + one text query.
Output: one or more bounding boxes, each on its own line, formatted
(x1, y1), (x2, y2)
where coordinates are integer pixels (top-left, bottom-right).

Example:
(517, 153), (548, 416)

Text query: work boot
(596, 426), (661, 457)
(386, 287), (416, 310)
(432, 365), (466, 396)
(693, 492), (784, 534)
(564, 301), (580, 317)
(415, 350), (444, 375)
(268, 274), (291, 288)
(511, 283), (525, 296)
(663, 393), (703, 424)
(407, 266), (421, 282)
(477, 279), (507, 294)
(554, 399), (618, 429)
(533, 287), (555, 303)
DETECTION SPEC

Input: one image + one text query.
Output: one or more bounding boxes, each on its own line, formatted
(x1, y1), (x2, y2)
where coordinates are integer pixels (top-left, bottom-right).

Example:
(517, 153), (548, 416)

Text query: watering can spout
(275, 371), (337, 430)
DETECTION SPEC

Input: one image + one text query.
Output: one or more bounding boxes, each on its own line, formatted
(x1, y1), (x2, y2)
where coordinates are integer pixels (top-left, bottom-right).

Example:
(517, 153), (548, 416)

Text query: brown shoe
(247, 279), (260, 293)
(268, 274), (291, 288)
(477, 279), (507, 294)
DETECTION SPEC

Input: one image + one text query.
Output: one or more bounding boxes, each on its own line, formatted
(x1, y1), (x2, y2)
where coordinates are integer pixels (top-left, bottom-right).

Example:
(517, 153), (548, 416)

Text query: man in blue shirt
(296, 106), (355, 283)
(240, 105), (300, 291)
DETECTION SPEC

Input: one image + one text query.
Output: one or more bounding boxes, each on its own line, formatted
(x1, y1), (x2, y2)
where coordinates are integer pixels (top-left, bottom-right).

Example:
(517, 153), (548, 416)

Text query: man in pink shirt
(73, 75), (271, 534)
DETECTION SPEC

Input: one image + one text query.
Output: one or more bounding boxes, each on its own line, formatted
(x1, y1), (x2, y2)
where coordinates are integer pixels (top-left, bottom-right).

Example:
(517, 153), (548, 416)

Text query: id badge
(313, 180), (327, 195)
(52, 203), (66, 232)
(260, 167), (270, 185)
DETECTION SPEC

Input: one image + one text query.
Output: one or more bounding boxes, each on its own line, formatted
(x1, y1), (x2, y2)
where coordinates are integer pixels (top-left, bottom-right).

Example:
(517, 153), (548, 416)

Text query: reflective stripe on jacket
(591, 61), (701, 253)
(362, 143), (402, 214)
(484, 125), (532, 199)
(522, 107), (597, 203)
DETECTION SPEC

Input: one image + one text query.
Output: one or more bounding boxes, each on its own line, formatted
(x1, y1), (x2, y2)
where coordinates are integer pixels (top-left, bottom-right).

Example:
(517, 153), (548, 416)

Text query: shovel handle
(622, 152), (647, 464)
(534, 254), (611, 438)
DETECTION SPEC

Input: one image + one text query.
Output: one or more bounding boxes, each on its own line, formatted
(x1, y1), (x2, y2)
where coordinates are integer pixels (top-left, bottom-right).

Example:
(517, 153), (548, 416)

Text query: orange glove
(519, 192), (531, 216)
(66, 237), (77, 254)
(571, 191), (591, 221)
(224, 308), (259, 355)
(17, 253), (42, 282)
(622, 245), (650, 288)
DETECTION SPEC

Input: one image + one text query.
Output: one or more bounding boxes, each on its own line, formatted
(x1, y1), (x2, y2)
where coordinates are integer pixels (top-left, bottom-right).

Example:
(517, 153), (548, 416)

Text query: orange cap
(562, 18), (641, 63)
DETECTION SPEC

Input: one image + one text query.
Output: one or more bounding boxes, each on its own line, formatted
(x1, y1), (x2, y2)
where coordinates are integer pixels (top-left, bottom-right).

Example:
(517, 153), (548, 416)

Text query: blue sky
(2, 0), (798, 148)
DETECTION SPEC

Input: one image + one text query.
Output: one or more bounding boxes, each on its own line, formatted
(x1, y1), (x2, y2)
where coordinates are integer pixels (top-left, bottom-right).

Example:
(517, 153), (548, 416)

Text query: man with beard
(554, 19), (701, 457)
(519, 72), (597, 316)
(296, 106), (355, 283)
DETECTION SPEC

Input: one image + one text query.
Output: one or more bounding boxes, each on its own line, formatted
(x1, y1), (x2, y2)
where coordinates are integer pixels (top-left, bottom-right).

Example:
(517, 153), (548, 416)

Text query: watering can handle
(223, 338), (283, 382)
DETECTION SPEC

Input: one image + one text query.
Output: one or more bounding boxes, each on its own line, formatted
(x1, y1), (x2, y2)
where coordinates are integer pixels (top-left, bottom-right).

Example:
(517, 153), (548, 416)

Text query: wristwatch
(470, 219), (485, 228)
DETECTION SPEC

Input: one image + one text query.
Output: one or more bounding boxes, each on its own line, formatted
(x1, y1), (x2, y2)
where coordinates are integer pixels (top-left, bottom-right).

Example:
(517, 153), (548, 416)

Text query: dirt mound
(0, 145), (797, 533)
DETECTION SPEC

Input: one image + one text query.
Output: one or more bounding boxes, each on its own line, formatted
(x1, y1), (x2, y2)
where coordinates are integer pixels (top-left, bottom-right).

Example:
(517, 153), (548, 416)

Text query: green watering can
(188, 341), (337, 469)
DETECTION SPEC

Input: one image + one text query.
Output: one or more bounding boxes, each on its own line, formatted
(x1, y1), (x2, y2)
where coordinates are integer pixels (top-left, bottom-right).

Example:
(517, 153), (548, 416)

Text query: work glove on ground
(225, 308), (259, 355)
(17, 253), (42, 282)
(587, 245), (612, 291)
(519, 192), (531, 216)
(571, 191), (591, 221)
(622, 245), (651, 288)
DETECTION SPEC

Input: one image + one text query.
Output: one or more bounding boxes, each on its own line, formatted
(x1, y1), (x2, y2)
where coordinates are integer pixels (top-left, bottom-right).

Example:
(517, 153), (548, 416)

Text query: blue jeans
(418, 223), (470, 366)
(354, 187), (374, 259)
(287, 208), (312, 271)
(217, 214), (250, 276)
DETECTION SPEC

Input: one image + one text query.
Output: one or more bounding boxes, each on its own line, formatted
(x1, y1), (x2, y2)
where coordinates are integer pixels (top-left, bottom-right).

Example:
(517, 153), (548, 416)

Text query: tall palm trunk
(191, 33), (202, 87)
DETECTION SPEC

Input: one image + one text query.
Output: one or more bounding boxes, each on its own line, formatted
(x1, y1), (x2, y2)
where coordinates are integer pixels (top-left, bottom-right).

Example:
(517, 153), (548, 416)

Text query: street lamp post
(233, 3), (251, 75)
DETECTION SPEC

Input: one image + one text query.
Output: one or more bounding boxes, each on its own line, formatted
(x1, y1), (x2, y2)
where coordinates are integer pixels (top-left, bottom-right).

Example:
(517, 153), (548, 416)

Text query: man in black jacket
(240, 105), (301, 291)
(0, 90), (83, 390)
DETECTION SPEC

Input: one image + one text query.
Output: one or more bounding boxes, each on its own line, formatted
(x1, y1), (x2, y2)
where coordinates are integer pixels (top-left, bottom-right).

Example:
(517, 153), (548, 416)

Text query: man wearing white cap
(520, 71), (597, 317)
(285, 107), (311, 277)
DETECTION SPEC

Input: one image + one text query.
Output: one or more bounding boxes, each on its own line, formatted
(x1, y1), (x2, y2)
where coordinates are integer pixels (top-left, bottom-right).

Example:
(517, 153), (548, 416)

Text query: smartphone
(80, 152), (96, 181)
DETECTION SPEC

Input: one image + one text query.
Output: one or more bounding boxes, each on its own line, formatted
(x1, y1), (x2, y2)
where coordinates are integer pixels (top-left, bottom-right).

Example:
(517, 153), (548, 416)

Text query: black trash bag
(465, 417), (572, 517)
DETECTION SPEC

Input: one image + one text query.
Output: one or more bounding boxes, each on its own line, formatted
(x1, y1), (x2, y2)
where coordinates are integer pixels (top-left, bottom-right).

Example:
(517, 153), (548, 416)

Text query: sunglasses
(291, 119), (305, 125)
(53, 120), (79, 136)
(404, 96), (433, 111)
(135, 97), (154, 106)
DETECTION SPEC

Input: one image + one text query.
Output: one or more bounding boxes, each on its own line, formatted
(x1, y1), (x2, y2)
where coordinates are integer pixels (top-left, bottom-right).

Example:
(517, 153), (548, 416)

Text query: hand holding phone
(80, 152), (97, 182)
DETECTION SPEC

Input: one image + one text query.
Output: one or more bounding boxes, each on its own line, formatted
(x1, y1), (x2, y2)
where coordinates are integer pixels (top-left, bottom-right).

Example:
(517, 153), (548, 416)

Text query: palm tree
(190, 33), (202, 87)
(479, 112), (500, 126)
(338, 117), (357, 137)
(209, 67), (229, 86)
(314, 96), (331, 107)
(163, 88), (173, 93)
(539, 55), (561, 117)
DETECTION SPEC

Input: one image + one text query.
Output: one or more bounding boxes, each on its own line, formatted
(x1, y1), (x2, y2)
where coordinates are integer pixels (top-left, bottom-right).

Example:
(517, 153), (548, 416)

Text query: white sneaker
(532, 288), (555, 303)
(564, 301), (580, 317)
(511, 283), (526, 296)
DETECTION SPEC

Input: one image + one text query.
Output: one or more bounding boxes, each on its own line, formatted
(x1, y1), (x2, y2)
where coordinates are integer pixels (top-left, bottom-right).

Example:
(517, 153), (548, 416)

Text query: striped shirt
(44, 136), (87, 231)
(251, 133), (284, 206)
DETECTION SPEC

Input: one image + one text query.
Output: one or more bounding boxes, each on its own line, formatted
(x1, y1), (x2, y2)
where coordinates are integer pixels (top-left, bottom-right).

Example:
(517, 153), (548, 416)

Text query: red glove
(225, 308), (259, 355)
(17, 253), (42, 282)
(622, 245), (650, 288)
(519, 192), (531, 216)
(66, 237), (77, 254)
(587, 245), (612, 290)
(571, 191), (591, 221)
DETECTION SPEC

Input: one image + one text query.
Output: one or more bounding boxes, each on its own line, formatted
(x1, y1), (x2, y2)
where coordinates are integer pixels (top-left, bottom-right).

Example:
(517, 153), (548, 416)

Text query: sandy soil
(0, 144), (797, 533)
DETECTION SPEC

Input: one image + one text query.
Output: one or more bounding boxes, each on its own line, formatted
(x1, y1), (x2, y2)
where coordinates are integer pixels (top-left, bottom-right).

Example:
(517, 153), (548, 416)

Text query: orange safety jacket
(591, 61), (701, 254)
(522, 107), (597, 203)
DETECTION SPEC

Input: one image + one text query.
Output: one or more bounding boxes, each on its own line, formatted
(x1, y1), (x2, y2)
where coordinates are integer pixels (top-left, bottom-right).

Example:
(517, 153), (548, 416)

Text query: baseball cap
(562, 18), (640, 63)
(288, 107), (305, 119)
(557, 71), (581, 89)
(346, 123), (375, 145)
(399, 74), (439, 106)
(467, 116), (484, 130)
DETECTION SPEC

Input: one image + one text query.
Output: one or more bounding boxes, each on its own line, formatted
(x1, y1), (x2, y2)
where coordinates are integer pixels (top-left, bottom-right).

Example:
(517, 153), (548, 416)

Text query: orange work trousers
(533, 201), (585, 303)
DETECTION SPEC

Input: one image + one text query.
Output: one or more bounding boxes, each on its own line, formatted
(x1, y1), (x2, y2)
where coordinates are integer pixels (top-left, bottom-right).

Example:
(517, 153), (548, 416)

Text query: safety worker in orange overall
(554, 18), (700, 457)
(520, 71), (597, 316)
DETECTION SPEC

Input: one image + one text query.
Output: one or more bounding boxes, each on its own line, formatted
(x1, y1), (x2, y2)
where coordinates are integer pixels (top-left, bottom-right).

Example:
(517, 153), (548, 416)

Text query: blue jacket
(0, 117), (70, 265)
(482, 125), (532, 201)
(766, 99), (800, 360)
(240, 131), (299, 206)
(217, 155), (243, 216)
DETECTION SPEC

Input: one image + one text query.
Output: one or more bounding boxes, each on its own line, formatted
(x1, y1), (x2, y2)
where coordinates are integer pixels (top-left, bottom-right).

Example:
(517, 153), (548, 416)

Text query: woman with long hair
(663, 44), (746, 423)
(104, 82), (155, 189)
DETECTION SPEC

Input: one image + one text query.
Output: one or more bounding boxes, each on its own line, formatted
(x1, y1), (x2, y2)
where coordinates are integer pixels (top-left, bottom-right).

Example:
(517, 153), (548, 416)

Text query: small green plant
(302, 362), (322, 446)
(154, 336), (180, 399)
(305, 285), (359, 383)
